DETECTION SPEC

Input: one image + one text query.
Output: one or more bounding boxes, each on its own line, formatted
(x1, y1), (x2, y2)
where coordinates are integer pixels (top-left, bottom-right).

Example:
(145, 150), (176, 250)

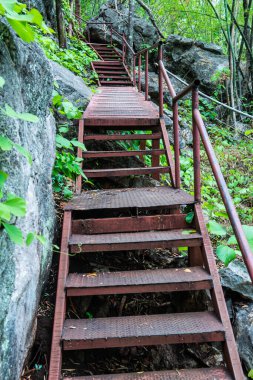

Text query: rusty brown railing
(84, 24), (253, 282)
(158, 58), (253, 282)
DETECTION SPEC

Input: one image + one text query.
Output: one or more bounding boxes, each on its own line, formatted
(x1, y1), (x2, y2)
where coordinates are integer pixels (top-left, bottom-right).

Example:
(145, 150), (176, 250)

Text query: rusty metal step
(66, 266), (213, 296)
(98, 75), (129, 79)
(62, 311), (225, 350)
(100, 80), (133, 85)
(65, 187), (194, 211)
(96, 70), (128, 74)
(83, 166), (170, 178)
(94, 61), (123, 65)
(63, 367), (233, 379)
(83, 149), (165, 158)
(94, 67), (125, 71)
(83, 133), (162, 141)
(69, 229), (202, 253)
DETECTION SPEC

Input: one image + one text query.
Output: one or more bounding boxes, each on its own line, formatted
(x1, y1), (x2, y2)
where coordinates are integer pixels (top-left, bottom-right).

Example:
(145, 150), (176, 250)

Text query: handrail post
(172, 101), (180, 189)
(192, 85), (201, 202)
(110, 26), (112, 46)
(133, 55), (136, 87)
(158, 42), (163, 117)
(145, 50), (149, 100)
(122, 33), (125, 64)
(138, 54), (142, 92)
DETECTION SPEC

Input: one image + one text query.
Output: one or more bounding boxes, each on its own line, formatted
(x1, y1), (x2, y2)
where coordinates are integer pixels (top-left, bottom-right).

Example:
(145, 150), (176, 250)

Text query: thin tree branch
(134, 0), (165, 38)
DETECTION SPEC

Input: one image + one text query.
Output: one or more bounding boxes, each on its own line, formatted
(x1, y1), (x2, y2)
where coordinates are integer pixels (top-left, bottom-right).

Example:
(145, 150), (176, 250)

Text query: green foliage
(36, 34), (98, 86)
(0, 0), (52, 42)
(248, 370), (253, 379)
(51, 91), (91, 199)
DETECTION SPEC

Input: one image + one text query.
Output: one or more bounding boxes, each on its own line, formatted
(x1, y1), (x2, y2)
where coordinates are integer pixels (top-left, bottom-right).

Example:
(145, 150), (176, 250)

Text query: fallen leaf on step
(184, 269), (192, 273)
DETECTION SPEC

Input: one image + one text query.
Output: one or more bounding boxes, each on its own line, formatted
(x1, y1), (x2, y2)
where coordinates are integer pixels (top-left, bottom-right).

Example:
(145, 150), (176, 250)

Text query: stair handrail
(158, 59), (253, 282)
(84, 25), (253, 281)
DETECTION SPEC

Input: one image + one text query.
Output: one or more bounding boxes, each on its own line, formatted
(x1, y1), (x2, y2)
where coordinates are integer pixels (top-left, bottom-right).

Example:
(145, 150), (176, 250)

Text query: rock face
(234, 303), (253, 372)
(0, 20), (55, 380)
(219, 260), (252, 301)
(50, 60), (93, 109)
(164, 35), (229, 94)
(22, 0), (56, 26)
(88, 0), (159, 51)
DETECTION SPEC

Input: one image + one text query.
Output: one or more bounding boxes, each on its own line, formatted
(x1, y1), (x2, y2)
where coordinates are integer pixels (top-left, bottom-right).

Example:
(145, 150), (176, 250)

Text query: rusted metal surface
(84, 166), (170, 178)
(64, 367), (233, 379)
(192, 87), (201, 203)
(160, 118), (175, 187)
(69, 229), (202, 253)
(194, 204), (245, 379)
(83, 149), (165, 158)
(48, 211), (72, 380)
(194, 109), (253, 282)
(83, 87), (159, 127)
(75, 119), (84, 194)
(72, 214), (190, 234)
(65, 187), (194, 211)
(83, 132), (162, 140)
(62, 312), (225, 350)
(66, 266), (212, 296)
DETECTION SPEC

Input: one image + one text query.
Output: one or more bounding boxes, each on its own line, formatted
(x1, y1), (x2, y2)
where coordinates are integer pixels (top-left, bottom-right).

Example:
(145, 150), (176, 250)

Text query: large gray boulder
(164, 35), (229, 94)
(219, 260), (252, 301)
(88, 0), (159, 51)
(49, 60), (93, 109)
(234, 302), (253, 372)
(0, 20), (55, 379)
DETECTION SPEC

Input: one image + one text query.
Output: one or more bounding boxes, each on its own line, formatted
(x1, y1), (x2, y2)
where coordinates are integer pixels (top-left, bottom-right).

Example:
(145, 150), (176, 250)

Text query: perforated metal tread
(69, 229), (202, 253)
(65, 187), (194, 211)
(66, 266), (213, 296)
(64, 367), (232, 380)
(62, 311), (225, 350)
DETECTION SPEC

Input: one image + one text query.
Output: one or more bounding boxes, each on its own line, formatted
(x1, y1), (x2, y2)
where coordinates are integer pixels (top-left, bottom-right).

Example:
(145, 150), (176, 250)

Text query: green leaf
(0, 76), (5, 88)
(185, 211), (194, 224)
(242, 225), (253, 251)
(0, 203), (11, 220)
(207, 220), (227, 236)
(71, 140), (86, 150)
(0, 171), (8, 188)
(2, 104), (39, 122)
(26, 232), (35, 246)
(227, 235), (237, 245)
(0, 136), (13, 151)
(7, 18), (35, 42)
(4, 196), (26, 217)
(56, 135), (72, 149)
(216, 245), (236, 266)
(245, 129), (253, 136)
(3, 223), (24, 245)
(14, 143), (32, 164)
(248, 369), (253, 379)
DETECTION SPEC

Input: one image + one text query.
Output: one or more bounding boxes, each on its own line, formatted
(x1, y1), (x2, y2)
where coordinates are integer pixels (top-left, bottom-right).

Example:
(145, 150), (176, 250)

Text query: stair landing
(83, 87), (159, 127)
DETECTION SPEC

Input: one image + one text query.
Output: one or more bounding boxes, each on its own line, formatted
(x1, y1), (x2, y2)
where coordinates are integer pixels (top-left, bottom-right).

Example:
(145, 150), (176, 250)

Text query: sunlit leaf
(3, 222), (24, 245)
(216, 245), (236, 266)
(207, 220), (227, 236)
(0, 136), (13, 151)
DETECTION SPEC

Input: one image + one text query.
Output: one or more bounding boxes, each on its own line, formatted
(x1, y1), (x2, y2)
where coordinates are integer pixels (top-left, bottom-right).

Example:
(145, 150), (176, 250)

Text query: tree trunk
(56, 0), (67, 48)
(75, 0), (81, 24)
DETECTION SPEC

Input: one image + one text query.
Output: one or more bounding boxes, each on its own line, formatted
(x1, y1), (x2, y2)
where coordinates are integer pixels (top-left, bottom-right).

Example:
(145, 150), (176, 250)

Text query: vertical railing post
(133, 55), (136, 87)
(172, 100), (180, 189)
(158, 42), (163, 117)
(145, 50), (149, 100)
(138, 54), (142, 92)
(110, 26), (112, 46)
(192, 85), (201, 202)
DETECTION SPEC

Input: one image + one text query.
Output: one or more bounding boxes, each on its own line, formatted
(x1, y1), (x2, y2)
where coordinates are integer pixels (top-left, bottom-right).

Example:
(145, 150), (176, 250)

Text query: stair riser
(66, 281), (213, 297)
(72, 214), (190, 234)
(69, 239), (202, 253)
(63, 331), (225, 350)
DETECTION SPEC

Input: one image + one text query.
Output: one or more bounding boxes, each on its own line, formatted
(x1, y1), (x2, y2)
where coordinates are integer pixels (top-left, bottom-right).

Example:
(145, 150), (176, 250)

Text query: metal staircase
(48, 25), (253, 380)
